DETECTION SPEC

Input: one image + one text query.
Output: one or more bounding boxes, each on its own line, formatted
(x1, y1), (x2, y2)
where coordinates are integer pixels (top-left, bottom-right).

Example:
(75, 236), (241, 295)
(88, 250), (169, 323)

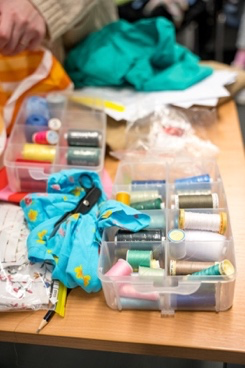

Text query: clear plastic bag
(111, 105), (219, 161)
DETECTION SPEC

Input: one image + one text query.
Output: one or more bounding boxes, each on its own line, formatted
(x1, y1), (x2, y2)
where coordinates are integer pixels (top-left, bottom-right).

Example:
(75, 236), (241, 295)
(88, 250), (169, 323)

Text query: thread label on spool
(168, 229), (185, 242)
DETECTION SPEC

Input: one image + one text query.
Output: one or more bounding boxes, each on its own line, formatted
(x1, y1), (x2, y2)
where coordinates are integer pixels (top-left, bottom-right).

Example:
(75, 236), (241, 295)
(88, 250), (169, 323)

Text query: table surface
(1, 100), (245, 364)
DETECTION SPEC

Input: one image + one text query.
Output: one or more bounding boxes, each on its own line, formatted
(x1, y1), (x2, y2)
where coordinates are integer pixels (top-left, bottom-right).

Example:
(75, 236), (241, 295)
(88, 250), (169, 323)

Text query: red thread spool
(32, 130), (58, 145)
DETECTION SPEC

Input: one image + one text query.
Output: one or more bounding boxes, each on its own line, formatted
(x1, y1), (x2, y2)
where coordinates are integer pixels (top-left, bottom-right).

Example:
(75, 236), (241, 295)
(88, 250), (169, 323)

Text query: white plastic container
(4, 92), (106, 192)
(98, 159), (236, 314)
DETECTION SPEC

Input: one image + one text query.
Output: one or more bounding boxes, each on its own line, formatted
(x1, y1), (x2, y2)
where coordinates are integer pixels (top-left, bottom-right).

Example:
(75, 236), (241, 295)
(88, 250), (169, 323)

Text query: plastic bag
(111, 104), (219, 161)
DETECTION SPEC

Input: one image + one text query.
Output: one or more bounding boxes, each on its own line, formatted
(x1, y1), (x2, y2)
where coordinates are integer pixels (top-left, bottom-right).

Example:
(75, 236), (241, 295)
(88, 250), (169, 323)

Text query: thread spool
(130, 190), (161, 203)
(25, 114), (49, 142)
(22, 143), (56, 162)
(115, 229), (164, 243)
(105, 259), (133, 276)
(174, 193), (219, 209)
(65, 129), (102, 147)
(170, 260), (216, 275)
(46, 93), (66, 119)
(126, 250), (153, 271)
(32, 130), (58, 145)
(179, 210), (227, 235)
(67, 147), (100, 166)
(172, 284), (216, 309)
(138, 266), (164, 277)
(48, 118), (62, 131)
(115, 191), (131, 205)
(119, 284), (159, 301)
(131, 198), (164, 210)
(131, 180), (166, 196)
(26, 96), (50, 120)
(191, 259), (235, 276)
(175, 174), (212, 191)
(119, 297), (160, 310)
(141, 210), (166, 230)
(168, 229), (186, 259)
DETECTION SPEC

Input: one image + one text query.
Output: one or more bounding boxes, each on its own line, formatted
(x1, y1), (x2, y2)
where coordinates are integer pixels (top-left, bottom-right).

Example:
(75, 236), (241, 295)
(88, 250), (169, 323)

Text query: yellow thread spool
(219, 212), (227, 235)
(22, 143), (56, 162)
(179, 209), (185, 229)
(116, 191), (131, 205)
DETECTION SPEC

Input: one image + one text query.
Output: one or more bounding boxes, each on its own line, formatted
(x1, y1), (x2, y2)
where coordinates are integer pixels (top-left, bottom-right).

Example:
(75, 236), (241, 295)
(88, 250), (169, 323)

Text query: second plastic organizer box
(98, 159), (236, 315)
(4, 93), (106, 192)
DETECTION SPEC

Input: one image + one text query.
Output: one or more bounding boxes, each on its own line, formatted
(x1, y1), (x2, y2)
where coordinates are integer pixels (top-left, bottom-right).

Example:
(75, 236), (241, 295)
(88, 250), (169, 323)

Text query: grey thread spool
(115, 229), (164, 243)
(67, 147), (100, 166)
(66, 129), (102, 147)
(175, 193), (219, 209)
(170, 260), (216, 275)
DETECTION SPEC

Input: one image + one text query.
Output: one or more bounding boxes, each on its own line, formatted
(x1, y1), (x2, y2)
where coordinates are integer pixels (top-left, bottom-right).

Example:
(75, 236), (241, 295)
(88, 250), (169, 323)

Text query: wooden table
(0, 100), (245, 364)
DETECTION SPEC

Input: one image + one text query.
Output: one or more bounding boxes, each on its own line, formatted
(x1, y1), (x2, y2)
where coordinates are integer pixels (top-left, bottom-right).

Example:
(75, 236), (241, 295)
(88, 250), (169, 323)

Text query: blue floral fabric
(20, 170), (150, 292)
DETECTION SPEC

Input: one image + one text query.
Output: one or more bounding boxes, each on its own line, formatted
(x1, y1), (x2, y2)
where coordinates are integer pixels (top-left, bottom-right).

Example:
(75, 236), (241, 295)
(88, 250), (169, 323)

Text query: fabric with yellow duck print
(20, 169), (150, 292)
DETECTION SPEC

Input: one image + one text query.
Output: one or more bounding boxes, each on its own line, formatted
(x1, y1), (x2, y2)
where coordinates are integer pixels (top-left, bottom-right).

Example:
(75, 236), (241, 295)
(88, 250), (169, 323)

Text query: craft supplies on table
(4, 93), (106, 192)
(98, 159), (236, 314)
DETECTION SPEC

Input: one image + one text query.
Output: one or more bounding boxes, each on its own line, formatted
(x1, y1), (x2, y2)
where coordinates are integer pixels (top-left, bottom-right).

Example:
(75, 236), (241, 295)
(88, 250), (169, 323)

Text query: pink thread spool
(32, 130), (58, 145)
(105, 259), (133, 276)
(119, 284), (159, 301)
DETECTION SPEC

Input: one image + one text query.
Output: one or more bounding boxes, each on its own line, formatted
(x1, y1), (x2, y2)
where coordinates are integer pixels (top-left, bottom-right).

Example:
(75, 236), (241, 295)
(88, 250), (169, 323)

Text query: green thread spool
(175, 193), (219, 209)
(126, 250), (153, 271)
(191, 259), (234, 276)
(131, 198), (163, 210)
(67, 147), (101, 166)
(130, 190), (161, 203)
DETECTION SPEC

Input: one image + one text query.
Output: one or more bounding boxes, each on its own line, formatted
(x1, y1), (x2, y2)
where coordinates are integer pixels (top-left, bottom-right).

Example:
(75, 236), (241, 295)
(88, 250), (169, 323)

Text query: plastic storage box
(4, 93), (106, 192)
(98, 159), (236, 314)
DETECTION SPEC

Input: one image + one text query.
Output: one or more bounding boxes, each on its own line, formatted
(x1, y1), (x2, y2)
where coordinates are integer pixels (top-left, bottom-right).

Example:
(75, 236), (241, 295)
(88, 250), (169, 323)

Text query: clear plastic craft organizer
(4, 92), (106, 192)
(98, 159), (236, 315)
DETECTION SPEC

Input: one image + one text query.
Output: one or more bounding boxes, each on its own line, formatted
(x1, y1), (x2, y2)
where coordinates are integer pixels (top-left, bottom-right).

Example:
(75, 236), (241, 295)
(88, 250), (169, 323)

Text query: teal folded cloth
(65, 17), (212, 91)
(20, 170), (150, 292)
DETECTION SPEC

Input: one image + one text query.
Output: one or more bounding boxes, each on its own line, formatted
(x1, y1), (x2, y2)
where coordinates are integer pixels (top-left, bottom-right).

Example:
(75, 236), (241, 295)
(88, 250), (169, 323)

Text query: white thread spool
(179, 210), (227, 234)
(184, 230), (227, 261)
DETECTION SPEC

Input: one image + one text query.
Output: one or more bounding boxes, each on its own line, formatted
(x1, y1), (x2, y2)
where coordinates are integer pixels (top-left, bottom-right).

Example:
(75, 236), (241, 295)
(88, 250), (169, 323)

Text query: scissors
(49, 173), (102, 239)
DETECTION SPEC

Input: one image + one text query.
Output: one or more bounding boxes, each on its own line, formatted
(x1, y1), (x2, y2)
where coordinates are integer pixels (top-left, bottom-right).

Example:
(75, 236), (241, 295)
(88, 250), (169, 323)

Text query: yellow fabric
(0, 49), (73, 135)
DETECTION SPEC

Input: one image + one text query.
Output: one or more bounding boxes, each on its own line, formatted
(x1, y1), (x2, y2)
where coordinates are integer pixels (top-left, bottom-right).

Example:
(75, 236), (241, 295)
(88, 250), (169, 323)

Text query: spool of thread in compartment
(126, 250), (153, 271)
(131, 180), (166, 196)
(105, 259), (133, 277)
(115, 229), (164, 243)
(48, 118), (62, 131)
(119, 297), (160, 310)
(131, 198), (164, 210)
(67, 147), (100, 166)
(170, 260), (216, 275)
(32, 130), (58, 145)
(46, 93), (66, 119)
(168, 229), (186, 259)
(179, 210), (227, 235)
(25, 114), (49, 142)
(130, 190), (161, 203)
(174, 193), (219, 209)
(175, 174), (211, 189)
(191, 259), (235, 276)
(115, 191), (131, 205)
(26, 96), (50, 120)
(141, 210), (166, 230)
(22, 143), (56, 163)
(65, 129), (102, 147)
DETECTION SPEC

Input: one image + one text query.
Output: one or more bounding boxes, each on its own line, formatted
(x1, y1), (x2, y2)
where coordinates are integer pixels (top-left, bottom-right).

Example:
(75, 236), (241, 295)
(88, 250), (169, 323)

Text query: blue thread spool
(172, 284), (216, 309)
(26, 96), (50, 120)
(119, 297), (160, 310)
(175, 174), (212, 192)
(25, 114), (49, 142)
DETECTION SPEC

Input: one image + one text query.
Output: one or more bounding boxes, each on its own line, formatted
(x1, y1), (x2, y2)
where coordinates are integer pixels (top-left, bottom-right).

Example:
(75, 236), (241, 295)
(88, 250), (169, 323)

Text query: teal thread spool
(119, 297), (160, 310)
(67, 147), (101, 166)
(131, 198), (163, 210)
(141, 210), (166, 230)
(130, 190), (161, 203)
(191, 259), (234, 276)
(138, 266), (164, 277)
(126, 250), (153, 271)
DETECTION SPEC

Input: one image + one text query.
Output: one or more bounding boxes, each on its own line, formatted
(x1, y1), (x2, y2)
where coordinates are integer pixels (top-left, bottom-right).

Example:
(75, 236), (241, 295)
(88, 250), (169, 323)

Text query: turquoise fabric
(65, 17), (213, 91)
(20, 170), (150, 292)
